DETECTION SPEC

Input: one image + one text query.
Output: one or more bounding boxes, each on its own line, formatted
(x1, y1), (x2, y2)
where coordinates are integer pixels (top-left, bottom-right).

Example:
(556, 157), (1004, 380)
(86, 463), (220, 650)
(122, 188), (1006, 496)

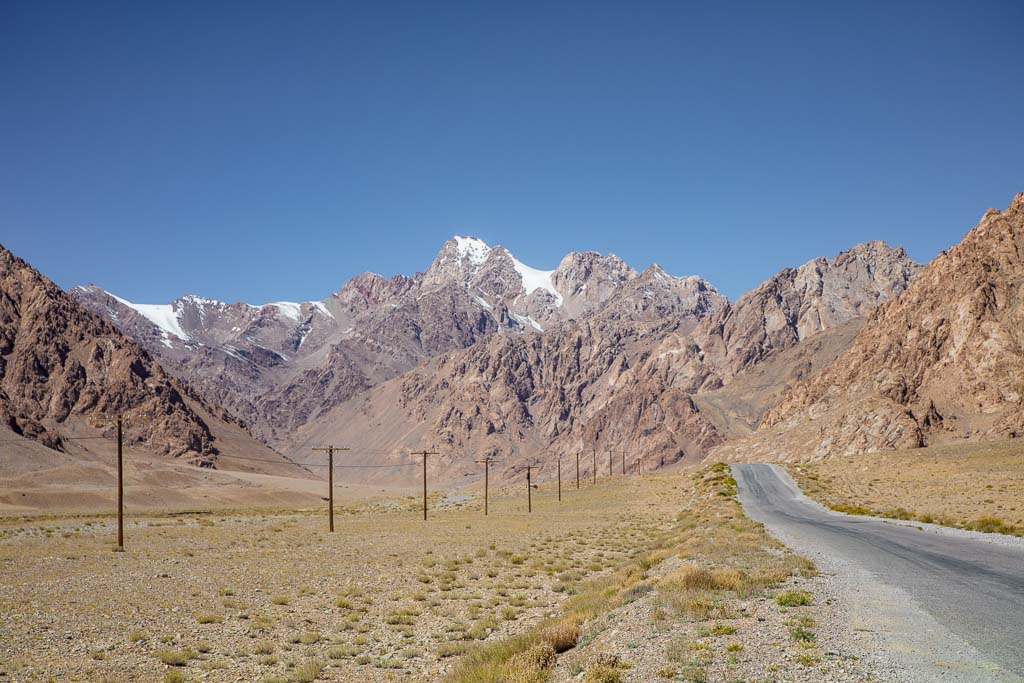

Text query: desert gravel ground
(1, 466), (891, 683)
(0, 477), (680, 682)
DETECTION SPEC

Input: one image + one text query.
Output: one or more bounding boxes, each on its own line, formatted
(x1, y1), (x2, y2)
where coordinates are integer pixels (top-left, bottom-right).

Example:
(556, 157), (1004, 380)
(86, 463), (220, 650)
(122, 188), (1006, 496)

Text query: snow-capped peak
(453, 236), (491, 266)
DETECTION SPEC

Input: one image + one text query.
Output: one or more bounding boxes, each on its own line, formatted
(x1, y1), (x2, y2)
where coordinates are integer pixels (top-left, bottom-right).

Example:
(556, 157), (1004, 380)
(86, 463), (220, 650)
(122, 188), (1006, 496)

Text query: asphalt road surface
(733, 463), (1024, 681)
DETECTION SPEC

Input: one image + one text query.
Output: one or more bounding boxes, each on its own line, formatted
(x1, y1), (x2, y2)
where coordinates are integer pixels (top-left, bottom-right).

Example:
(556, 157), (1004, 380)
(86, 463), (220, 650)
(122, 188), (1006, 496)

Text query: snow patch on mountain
(510, 256), (563, 307)
(510, 312), (544, 331)
(265, 302), (302, 322)
(310, 301), (334, 318)
(107, 292), (189, 347)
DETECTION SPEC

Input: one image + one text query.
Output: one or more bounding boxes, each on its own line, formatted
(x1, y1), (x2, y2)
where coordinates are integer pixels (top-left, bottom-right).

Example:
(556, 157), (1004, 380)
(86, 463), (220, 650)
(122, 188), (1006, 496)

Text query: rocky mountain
(74, 237), (725, 445)
(0, 244), (290, 471)
(287, 241), (920, 483)
(633, 241), (923, 398)
(725, 193), (1024, 460)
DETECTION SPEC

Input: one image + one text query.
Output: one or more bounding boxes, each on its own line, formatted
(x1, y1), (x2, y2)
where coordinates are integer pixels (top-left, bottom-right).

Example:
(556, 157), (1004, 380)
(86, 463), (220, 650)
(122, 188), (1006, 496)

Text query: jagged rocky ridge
(724, 193), (1024, 460)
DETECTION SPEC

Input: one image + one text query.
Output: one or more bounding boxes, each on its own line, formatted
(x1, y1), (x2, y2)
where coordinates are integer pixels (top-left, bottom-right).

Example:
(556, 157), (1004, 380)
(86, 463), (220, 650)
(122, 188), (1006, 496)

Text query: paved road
(733, 463), (1024, 681)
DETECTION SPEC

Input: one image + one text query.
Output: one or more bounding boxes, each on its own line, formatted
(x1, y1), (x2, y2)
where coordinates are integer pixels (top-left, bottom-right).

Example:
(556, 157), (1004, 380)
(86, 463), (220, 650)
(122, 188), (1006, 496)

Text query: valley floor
(0, 466), (875, 682)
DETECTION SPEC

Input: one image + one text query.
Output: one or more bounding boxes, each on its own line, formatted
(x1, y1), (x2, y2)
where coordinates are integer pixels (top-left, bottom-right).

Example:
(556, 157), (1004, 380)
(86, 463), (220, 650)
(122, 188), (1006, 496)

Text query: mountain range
(2, 192), (1021, 495)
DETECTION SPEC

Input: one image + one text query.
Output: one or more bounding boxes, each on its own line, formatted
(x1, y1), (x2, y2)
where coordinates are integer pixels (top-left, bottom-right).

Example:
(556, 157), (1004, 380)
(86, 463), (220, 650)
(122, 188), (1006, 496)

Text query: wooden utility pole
(575, 451), (580, 490)
(608, 449), (613, 477)
(411, 451), (439, 520)
(556, 456), (562, 502)
(90, 414), (147, 549)
(515, 461), (541, 513)
(592, 447), (598, 485)
(474, 456), (497, 515)
(311, 445), (350, 532)
(527, 464), (534, 513)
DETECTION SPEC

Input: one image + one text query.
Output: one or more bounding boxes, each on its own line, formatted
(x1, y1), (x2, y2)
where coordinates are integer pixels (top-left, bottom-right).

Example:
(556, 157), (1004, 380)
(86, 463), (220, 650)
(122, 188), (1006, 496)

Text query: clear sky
(2, 1), (1022, 303)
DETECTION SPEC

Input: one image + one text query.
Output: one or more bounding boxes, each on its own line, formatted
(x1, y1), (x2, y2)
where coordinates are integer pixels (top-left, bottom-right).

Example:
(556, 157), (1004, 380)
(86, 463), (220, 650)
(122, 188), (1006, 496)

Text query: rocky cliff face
(747, 194), (1024, 458)
(606, 242), (922, 399)
(288, 241), (919, 482)
(0, 245), (242, 461)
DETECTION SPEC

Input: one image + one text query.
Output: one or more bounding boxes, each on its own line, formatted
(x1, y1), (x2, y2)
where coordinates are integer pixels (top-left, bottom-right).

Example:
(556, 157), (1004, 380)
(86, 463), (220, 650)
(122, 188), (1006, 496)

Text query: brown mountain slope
(288, 242), (919, 485)
(720, 192), (1024, 460)
(644, 241), (922, 395)
(0, 244), (296, 475)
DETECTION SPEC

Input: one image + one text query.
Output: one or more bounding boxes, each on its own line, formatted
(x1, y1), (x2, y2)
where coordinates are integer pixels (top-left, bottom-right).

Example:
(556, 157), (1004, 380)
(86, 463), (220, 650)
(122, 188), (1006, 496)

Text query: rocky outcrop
(0, 245), (235, 460)
(746, 193), (1024, 458)
(603, 242), (922, 403)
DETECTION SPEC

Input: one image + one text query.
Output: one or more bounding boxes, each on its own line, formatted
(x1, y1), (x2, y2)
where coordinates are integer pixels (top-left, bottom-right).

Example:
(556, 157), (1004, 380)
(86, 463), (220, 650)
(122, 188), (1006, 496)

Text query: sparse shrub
(971, 516), (1017, 535)
(157, 649), (193, 666)
(506, 642), (556, 682)
(328, 644), (360, 659)
(775, 590), (812, 607)
(437, 642), (468, 658)
(290, 659), (324, 682)
(164, 671), (187, 683)
(584, 660), (621, 683)
(541, 617), (580, 653)
(790, 626), (816, 642)
(622, 582), (653, 603)
(795, 652), (821, 666)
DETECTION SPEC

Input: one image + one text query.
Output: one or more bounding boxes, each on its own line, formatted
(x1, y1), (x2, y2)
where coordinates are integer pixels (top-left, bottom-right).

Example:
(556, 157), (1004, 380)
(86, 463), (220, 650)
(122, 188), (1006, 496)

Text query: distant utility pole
(556, 456), (562, 502)
(514, 461), (542, 513)
(575, 452), (580, 490)
(592, 447), (598, 485)
(411, 450), (439, 520)
(608, 449), (613, 477)
(311, 445), (350, 532)
(90, 413), (148, 549)
(474, 456), (497, 515)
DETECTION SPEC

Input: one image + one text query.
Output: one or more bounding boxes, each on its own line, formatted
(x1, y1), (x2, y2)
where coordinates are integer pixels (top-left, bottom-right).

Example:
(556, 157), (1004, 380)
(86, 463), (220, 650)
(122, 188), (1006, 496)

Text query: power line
(212, 453), (417, 468)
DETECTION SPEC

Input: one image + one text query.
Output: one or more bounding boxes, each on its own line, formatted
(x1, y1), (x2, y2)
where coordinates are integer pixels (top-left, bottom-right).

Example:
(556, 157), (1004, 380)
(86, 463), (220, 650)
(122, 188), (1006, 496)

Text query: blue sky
(2, 1), (1022, 303)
